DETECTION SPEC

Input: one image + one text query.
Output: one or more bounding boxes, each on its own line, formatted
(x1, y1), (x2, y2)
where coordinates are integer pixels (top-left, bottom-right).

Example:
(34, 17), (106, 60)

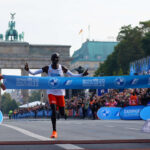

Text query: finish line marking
(1, 124), (84, 149)
(1, 124), (53, 141)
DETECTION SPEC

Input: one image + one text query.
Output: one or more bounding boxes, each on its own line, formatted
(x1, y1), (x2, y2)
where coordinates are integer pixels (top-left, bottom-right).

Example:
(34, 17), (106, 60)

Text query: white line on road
(2, 124), (53, 141)
(125, 127), (140, 131)
(57, 144), (84, 149)
(1, 124), (84, 149)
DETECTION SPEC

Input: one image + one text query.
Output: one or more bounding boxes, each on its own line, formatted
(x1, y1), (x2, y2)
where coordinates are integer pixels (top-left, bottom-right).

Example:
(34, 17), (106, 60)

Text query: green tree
(118, 68), (123, 75)
(28, 90), (41, 102)
(95, 23), (145, 76)
(117, 26), (144, 74)
(142, 32), (150, 56)
(1, 93), (18, 114)
(140, 20), (150, 33)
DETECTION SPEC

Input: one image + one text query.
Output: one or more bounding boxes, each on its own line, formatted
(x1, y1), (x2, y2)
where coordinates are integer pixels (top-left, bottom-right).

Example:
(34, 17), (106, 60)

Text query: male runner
(24, 53), (88, 138)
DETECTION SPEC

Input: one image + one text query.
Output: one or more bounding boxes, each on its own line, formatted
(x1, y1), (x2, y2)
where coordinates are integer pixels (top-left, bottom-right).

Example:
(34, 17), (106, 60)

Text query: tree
(140, 20), (150, 33)
(1, 93), (18, 114)
(28, 90), (41, 102)
(142, 32), (150, 56)
(95, 23), (145, 76)
(117, 26), (144, 74)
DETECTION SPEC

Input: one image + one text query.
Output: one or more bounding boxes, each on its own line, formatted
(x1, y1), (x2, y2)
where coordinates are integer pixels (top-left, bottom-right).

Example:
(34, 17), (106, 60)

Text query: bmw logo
(48, 78), (59, 88)
(114, 77), (126, 87)
(101, 110), (110, 117)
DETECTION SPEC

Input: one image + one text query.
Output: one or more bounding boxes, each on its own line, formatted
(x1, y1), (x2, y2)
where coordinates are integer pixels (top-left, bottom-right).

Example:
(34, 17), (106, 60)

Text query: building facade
(71, 40), (118, 76)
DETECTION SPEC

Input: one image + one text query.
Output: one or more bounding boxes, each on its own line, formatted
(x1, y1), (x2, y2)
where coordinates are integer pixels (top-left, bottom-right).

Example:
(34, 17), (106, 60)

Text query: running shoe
(50, 131), (58, 138)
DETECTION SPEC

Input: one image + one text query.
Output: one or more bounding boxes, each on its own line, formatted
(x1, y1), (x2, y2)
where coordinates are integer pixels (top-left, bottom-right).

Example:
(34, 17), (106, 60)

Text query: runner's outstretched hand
(24, 63), (29, 71)
(0, 74), (3, 80)
(82, 69), (88, 76)
(0, 83), (6, 90)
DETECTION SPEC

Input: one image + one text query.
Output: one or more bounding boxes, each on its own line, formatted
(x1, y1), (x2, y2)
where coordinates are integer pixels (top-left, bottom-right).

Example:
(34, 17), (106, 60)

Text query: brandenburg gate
(0, 13), (71, 105)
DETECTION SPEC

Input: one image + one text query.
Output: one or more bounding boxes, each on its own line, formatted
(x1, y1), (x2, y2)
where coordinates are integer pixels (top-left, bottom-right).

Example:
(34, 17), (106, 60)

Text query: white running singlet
(47, 64), (65, 96)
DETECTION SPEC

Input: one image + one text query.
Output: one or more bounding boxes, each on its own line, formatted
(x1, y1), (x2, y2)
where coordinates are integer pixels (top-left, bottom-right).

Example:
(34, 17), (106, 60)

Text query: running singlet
(47, 64), (65, 96)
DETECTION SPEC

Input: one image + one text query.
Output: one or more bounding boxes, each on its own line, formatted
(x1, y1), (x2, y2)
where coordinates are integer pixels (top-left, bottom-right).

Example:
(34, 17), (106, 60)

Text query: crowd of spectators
(10, 88), (150, 120)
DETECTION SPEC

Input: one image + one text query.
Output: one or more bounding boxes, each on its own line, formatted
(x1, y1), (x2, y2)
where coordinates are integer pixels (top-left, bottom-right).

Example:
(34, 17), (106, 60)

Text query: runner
(24, 53), (88, 138)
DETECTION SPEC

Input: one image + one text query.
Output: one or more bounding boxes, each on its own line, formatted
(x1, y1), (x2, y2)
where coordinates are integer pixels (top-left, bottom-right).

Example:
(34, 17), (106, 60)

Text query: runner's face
(51, 55), (59, 64)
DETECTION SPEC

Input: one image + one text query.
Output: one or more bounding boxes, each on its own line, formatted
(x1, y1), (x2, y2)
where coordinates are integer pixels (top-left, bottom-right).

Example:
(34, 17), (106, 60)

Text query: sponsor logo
(130, 78), (139, 85)
(83, 79), (105, 87)
(48, 78), (59, 88)
(101, 110), (110, 117)
(114, 77), (126, 87)
(64, 80), (72, 86)
(16, 78), (39, 87)
(115, 112), (120, 117)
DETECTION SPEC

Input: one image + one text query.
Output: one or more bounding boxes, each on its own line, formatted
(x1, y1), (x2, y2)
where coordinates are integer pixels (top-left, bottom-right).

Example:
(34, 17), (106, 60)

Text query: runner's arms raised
(25, 63), (88, 76)
(24, 63), (48, 75)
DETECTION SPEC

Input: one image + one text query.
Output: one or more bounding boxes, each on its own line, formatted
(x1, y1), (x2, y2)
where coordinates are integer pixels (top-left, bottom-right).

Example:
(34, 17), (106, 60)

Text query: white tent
(19, 101), (45, 108)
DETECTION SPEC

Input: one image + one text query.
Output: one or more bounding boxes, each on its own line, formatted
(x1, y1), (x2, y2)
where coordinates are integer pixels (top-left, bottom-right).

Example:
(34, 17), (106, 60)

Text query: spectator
(129, 91), (138, 106)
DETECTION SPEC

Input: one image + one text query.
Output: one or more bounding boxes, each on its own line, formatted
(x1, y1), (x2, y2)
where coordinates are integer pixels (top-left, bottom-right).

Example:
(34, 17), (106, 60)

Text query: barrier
(140, 106), (150, 120)
(12, 107), (95, 119)
(0, 111), (3, 123)
(97, 107), (122, 120)
(3, 74), (150, 89)
(12, 110), (52, 119)
(9, 105), (150, 120)
(119, 105), (145, 120)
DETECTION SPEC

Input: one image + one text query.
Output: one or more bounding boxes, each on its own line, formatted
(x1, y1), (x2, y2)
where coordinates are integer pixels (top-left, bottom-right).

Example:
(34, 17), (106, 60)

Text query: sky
(0, 0), (150, 77)
(0, 0), (150, 57)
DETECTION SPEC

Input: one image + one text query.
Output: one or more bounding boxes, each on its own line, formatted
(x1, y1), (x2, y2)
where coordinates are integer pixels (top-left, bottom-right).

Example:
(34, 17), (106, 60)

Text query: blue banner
(97, 107), (122, 120)
(120, 106), (144, 120)
(0, 111), (3, 123)
(3, 74), (150, 89)
(140, 106), (150, 120)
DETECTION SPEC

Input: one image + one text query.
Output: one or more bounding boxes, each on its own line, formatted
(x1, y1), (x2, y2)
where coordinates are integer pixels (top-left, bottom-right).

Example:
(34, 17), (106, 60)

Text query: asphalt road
(0, 118), (150, 149)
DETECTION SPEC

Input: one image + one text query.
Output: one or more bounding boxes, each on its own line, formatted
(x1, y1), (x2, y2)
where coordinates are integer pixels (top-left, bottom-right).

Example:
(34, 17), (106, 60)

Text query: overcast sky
(0, 0), (150, 57)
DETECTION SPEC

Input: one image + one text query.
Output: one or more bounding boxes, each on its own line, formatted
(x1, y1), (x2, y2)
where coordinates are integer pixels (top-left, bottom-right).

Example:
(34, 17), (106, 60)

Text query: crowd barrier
(0, 111), (3, 123)
(11, 106), (150, 120)
(12, 107), (93, 119)
(97, 106), (150, 120)
(12, 110), (52, 119)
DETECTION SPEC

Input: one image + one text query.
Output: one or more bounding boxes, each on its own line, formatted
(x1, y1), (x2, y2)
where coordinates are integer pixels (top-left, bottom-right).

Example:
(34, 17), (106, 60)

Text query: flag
(79, 29), (83, 34)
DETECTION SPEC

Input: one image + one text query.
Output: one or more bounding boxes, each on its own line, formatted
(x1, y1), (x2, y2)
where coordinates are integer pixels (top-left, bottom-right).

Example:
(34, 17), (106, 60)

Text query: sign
(0, 111), (3, 124)
(140, 106), (150, 120)
(3, 75), (150, 89)
(97, 107), (122, 120)
(120, 106), (144, 120)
